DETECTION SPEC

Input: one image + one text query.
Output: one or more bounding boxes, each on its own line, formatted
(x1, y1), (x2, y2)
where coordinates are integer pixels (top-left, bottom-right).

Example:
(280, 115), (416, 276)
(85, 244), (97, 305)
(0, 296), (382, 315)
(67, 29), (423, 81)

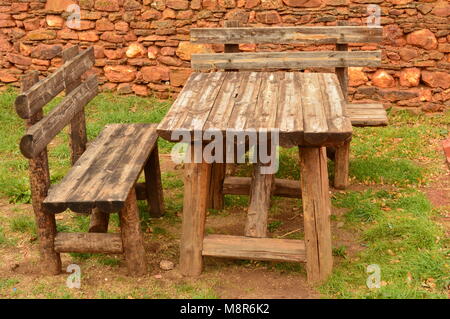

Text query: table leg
(180, 144), (212, 276)
(144, 146), (165, 217)
(119, 188), (147, 276)
(245, 162), (274, 238)
(88, 208), (109, 233)
(334, 139), (351, 190)
(208, 162), (226, 210)
(299, 146), (333, 284)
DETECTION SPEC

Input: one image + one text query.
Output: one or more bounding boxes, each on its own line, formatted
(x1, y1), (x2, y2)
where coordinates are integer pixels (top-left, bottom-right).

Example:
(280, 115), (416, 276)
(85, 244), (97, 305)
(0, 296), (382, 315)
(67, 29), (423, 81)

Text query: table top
(157, 71), (352, 148)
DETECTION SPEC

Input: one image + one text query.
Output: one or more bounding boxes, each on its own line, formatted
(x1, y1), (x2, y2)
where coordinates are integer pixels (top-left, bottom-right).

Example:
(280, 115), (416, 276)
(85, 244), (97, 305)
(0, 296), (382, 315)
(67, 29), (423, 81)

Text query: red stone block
(282, 0), (321, 8)
(141, 65), (170, 82)
(255, 10), (281, 24)
(422, 71), (450, 89)
(94, 0), (120, 11)
(104, 65), (137, 82)
(166, 0), (189, 10)
(406, 29), (437, 50)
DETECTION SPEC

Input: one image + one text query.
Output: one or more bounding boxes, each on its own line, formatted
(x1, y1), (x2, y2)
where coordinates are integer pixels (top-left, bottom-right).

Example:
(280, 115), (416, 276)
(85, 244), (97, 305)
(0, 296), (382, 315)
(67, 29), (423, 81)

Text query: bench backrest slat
(191, 26), (383, 45)
(192, 50), (381, 71)
(20, 75), (98, 159)
(15, 47), (95, 119)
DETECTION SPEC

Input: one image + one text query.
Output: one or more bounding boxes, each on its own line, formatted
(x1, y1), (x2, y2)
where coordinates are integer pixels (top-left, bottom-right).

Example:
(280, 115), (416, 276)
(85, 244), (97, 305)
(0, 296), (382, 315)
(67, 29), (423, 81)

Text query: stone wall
(0, 0), (449, 111)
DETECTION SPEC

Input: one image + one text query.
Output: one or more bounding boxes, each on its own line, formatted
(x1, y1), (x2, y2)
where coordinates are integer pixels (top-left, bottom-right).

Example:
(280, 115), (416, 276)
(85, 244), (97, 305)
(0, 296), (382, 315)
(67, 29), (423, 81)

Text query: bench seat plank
(43, 123), (158, 214)
(347, 103), (388, 127)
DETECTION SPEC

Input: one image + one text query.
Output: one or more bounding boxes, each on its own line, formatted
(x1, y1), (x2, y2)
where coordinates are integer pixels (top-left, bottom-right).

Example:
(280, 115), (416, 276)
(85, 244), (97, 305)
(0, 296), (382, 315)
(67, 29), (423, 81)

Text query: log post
(207, 144), (226, 211)
(88, 209), (110, 233)
(299, 146), (333, 284)
(144, 145), (165, 218)
(223, 20), (241, 54)
(180, 144), (211, 276)
(119, 187), (147, 276)
(334, 139), (351, 189)
(22, 72), (61, 275)
(333, 20), (351, 189)
(244, 162), (274, 238)
(207, 20), (242, 210)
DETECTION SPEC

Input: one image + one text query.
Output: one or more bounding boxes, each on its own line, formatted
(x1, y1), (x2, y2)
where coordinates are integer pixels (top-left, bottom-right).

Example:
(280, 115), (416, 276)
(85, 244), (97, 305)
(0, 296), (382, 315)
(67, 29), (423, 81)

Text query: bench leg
(208, 163), (226, 210)
(180, 144), (211, 276)
(30, 152), (61, 275)
(119, 188), (146, 276)
(144, 146), (165, 218)
(245, 162), (274, 238)
(334, 140), (351, 190)
(89, 208), (109, 233)
(299, 146), (333, 284)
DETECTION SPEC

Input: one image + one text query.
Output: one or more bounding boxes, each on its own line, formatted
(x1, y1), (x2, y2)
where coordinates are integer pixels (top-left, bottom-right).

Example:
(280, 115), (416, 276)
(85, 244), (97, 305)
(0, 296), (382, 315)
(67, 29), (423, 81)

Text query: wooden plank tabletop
(157, 72), (352, 147)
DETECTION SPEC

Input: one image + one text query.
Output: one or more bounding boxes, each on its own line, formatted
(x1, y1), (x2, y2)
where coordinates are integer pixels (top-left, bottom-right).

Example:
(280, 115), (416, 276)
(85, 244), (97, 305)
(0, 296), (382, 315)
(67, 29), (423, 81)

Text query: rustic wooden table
(157, 71), (353, 283)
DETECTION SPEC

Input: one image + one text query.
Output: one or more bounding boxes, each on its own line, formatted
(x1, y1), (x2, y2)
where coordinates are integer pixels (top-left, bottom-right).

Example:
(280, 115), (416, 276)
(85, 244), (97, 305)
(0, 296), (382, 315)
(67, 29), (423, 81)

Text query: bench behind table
(192, 22), (387, 201)
(16, 46), (164, 276)
(186, 22), (387, 284)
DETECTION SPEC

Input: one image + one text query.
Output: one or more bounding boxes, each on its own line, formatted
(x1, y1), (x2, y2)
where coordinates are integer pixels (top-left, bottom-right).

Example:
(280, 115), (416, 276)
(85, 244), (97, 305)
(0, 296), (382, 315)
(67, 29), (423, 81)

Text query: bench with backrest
(15, 46), (164, 276)
(190, 22), (387, 211)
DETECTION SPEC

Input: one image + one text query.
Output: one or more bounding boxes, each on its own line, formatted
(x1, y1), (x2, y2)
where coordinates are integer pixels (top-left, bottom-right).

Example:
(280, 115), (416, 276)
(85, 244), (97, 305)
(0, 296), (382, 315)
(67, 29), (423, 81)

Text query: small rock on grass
(159, 260), (174, 271)
(165, 269), (183, 280)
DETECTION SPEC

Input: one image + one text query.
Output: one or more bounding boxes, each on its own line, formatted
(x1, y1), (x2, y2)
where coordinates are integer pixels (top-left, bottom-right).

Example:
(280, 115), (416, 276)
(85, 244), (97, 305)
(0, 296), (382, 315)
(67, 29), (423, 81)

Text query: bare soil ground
(423, 172), (450, 237)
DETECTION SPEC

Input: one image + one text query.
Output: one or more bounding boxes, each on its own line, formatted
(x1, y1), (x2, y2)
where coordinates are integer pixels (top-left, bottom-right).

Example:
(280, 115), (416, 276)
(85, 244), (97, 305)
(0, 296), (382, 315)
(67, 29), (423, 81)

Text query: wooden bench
(15, 46), (164, 276)
(192, 22), (387, 203)
(185, 22), (385, 283)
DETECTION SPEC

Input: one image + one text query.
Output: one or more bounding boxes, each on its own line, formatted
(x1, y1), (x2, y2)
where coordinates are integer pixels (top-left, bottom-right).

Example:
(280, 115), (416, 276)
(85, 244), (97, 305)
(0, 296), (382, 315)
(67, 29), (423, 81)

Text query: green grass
(162, 172), (184, 189)
(268, 220), (283, 232)
(349, 158), (423, 186)
(174, 283), (219, 299)
(9, 214), (36, 236)
(0, 226), (12, 246)
(0, 278), (19, 291)
(322, 189), (449, 298)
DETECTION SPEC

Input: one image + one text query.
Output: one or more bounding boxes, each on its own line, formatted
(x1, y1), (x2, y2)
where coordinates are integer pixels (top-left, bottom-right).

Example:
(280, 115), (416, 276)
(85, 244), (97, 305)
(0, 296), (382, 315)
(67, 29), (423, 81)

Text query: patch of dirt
(423, 173), (450, 208)
(208, 267), (318, 299)
(159, 154), (181, 173)
(422, 169), (450, 236)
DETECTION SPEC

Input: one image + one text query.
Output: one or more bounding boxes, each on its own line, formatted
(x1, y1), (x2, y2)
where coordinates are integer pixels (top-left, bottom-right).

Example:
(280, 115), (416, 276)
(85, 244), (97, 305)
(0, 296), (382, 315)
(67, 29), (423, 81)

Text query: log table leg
(119, 188), (146, 276)
(144, 146), (165, 218)
(89, 208), (109, 233)
(244, 162), (274, 238)
(299, 146), (333, 284)
(208, 162), (226, 210)
(179, 144), (212, 276)
(334, 139), (351, 190)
